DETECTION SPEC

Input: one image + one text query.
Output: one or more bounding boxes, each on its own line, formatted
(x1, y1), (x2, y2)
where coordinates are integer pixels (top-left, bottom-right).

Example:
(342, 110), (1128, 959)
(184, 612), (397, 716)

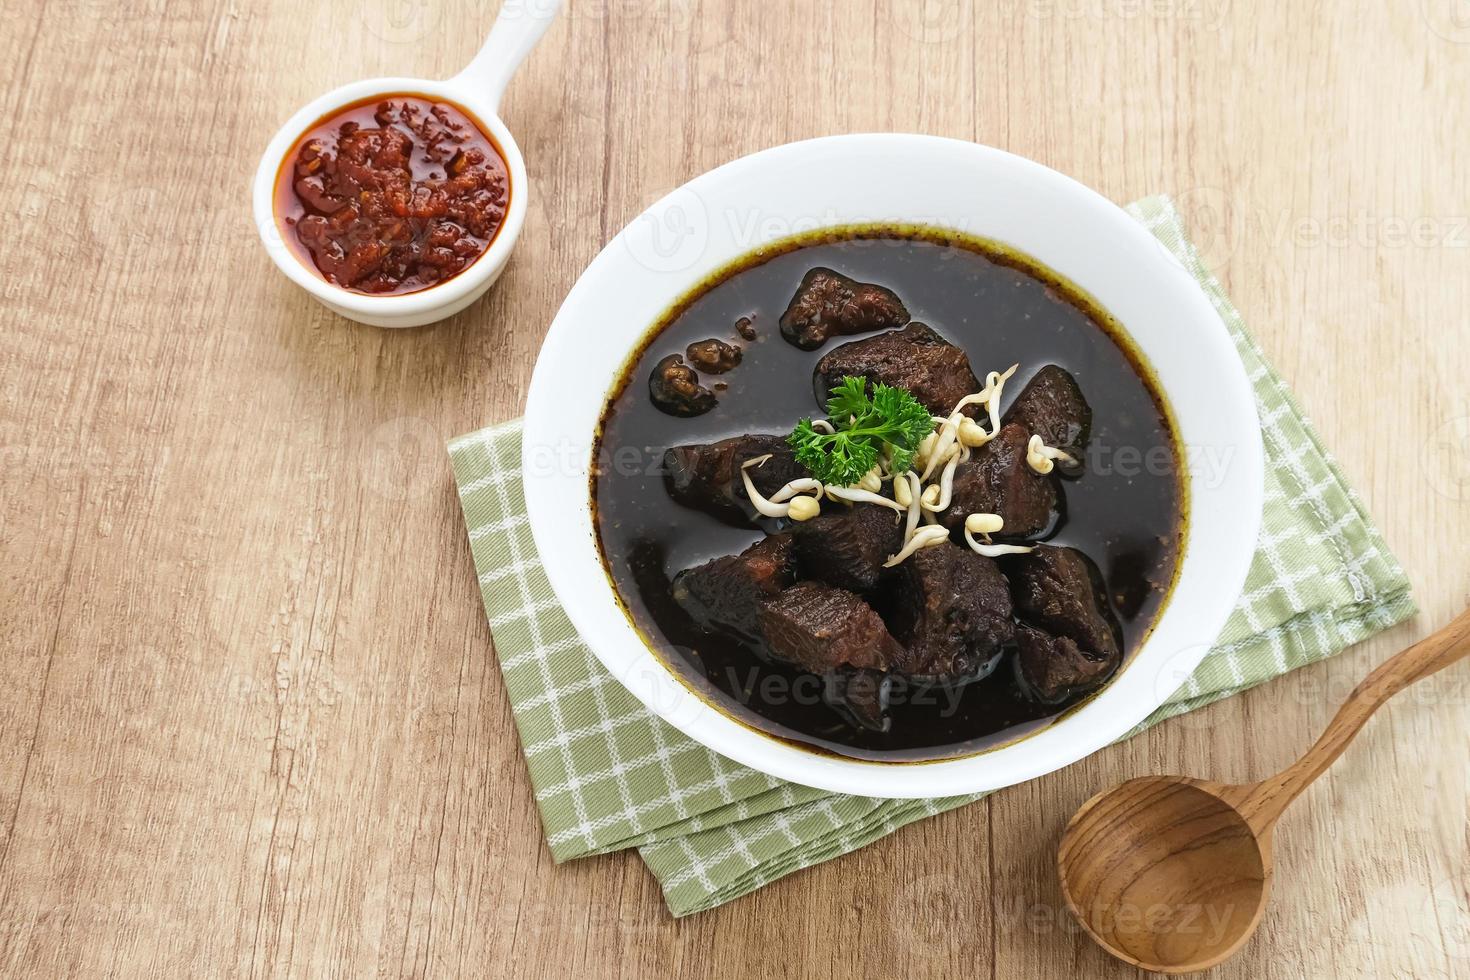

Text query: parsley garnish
(788, 377), (934, 487)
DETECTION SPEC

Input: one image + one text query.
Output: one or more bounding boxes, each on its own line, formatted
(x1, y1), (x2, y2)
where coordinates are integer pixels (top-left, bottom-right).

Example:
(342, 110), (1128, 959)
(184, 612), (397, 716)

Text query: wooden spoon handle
(1232, 606), (1470, 833)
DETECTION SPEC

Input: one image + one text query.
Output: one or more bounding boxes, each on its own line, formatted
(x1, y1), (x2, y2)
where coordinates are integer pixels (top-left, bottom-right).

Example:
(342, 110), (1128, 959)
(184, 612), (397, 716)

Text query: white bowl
(251, 1), (560, 328)
(523, 134), (1263, 798)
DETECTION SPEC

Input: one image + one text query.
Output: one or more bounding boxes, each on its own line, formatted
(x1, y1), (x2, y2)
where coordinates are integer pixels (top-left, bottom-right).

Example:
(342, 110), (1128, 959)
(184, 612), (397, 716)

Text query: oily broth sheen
(593, 227), (1184, 762)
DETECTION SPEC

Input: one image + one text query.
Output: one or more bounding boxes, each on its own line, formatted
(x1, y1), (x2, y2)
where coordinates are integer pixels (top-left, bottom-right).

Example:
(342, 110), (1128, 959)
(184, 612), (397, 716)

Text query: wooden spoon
(1057, 608), (1470, 974)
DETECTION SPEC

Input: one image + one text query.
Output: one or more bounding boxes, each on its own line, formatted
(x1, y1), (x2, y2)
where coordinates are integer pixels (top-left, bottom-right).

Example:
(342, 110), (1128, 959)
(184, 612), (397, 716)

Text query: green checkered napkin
(448, 196), (1415, 916)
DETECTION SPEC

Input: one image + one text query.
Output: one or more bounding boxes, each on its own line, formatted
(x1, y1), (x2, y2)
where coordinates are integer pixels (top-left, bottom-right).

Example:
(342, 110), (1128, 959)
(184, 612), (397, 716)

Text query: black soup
(593, 227), (1184, 762)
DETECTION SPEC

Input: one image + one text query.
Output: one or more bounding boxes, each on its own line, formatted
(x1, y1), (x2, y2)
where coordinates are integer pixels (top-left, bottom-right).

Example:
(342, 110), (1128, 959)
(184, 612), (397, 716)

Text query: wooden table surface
(3, 1), (1468, 976)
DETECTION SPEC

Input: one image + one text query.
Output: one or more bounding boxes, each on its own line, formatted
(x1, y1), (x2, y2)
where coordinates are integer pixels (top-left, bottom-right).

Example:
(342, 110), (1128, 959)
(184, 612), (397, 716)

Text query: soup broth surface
(593, 228), (1184, 761)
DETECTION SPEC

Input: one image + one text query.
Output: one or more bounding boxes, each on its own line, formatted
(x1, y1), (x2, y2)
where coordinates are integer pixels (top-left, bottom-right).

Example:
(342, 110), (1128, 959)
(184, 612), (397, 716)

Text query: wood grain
(1225, 607), (1470, 835)
(1056, 609), (1470, 973)
(1, 1), (1467, 977)
(1059, 775), (1273, 974)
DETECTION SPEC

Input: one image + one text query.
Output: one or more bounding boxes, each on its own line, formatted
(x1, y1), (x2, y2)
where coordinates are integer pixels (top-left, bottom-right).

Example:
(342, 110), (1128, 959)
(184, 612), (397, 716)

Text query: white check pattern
(447, 196), (1414, 916)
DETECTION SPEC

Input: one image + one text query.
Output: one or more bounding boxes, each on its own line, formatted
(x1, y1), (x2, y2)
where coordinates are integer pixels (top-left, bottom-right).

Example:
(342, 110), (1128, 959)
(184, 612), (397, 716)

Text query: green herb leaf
(786, 377), (934, 487)
(825, 376), (872, 426)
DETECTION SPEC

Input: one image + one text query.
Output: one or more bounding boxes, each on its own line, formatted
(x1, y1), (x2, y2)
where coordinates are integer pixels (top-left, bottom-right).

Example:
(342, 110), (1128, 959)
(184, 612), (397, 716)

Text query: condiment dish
(251, 0), (561, 327)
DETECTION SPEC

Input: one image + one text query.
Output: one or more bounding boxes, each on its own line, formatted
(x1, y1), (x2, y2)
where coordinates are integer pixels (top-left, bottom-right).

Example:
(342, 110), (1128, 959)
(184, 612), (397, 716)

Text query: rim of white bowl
(522, 133), (1264, 798)
(251, 76), (528, 318)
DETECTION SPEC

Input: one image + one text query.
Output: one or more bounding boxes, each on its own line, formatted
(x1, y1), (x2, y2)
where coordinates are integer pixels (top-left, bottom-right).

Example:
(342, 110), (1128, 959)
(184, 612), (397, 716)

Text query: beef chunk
(1009, 545), (1110, 642)
(672, 534), (796, 640)
(1004, 364), (1091, 463)
(735, 315), (757, 341)
(881, 542), (1016, 678)
(792, 503), (904, 593)
(758, 582), (906, 672)
(685, 338), (742, 374)
(778, 267), (910, 350)
(663, 434), (807, 526)
(822, 669), (893, 732)
(1014, 625), (1115, 703)
(1006, 547), (1120, 702)
(649, 354), (716, 417)
(939, 423), (1057, 537)
(814, 322), (982, 415)
(1006, 545), (1119, 658)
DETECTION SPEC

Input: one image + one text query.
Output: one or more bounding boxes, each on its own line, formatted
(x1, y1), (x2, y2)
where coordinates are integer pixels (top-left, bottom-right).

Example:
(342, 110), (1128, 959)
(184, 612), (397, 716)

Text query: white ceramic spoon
(252, 0), (562, 327)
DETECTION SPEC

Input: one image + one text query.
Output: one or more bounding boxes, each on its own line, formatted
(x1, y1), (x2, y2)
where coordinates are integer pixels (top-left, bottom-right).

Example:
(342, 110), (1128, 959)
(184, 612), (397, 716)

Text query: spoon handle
(1231, 606), (1470, 833)
(452, 0), (564, 113)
